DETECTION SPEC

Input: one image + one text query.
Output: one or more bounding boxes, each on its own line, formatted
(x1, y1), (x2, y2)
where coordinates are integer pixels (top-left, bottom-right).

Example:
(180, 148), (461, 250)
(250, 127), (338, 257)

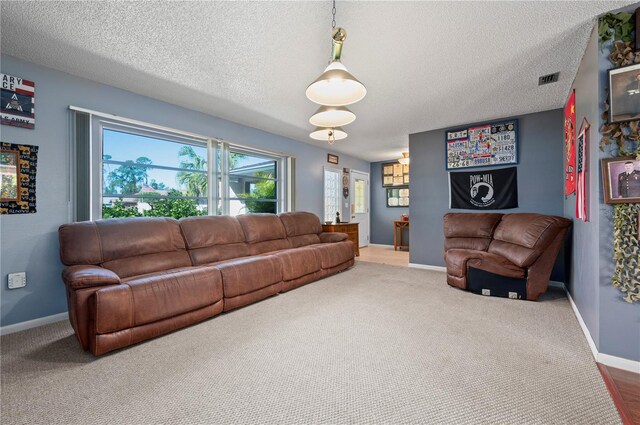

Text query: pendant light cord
(331, 0), (336, 29)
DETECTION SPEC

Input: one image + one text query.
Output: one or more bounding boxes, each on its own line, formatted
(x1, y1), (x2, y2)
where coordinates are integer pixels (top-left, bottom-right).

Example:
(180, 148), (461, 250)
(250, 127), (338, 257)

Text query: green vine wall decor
(598, 12), (640, 303)
(613, 204), (640, 303)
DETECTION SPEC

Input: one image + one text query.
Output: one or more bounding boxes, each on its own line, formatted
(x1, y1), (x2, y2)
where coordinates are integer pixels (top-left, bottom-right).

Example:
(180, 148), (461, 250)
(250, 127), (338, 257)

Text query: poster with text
(1, 74), (35, 129)
(564, 90), (576, 195)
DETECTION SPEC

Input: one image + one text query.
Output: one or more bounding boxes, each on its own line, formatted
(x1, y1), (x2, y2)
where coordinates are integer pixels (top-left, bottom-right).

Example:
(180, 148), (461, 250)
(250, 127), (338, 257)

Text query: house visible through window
(97, 126), (289, 220)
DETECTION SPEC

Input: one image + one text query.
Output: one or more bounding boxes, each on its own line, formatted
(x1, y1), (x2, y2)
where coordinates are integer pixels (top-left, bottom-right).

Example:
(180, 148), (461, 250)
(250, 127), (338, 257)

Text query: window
(354, 178), (366, 214)
(323, 167), (342, 223)
(101, 129), (208, 219)
(228, 150), (279, 215)
(86, 119), (291, 220)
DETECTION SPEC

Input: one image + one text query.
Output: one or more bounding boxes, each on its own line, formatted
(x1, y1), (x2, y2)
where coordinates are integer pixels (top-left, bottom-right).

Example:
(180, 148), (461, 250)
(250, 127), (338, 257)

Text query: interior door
(350, 170), (369, 247)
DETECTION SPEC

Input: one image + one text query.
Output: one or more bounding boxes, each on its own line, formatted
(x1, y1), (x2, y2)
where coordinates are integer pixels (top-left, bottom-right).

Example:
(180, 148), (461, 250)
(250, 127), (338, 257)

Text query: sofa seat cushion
(311, 241), (354, 269)
(272, 247), (321, 281)
(93, 267), (223, 334)
(445, 249), (524, 279)
(214, 256), (282, 298)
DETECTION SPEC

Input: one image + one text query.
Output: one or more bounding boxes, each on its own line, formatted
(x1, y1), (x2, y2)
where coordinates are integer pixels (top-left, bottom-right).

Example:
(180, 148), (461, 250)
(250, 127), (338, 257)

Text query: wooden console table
(393, 220), (409, 251)
(322, 222), (359, 256)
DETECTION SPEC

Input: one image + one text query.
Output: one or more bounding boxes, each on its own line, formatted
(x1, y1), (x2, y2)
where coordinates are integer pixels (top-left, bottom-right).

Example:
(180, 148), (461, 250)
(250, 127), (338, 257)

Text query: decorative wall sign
(382, 162), (409, 187)
(386, 187), (409, 207)
(564, 90), (576, 195)
(449, 166), (518, 210)
(327, 153), (339, 164)
(1, 74), (35, 129)
(0, 142), (38, 214)
(445, 120), (518, 170)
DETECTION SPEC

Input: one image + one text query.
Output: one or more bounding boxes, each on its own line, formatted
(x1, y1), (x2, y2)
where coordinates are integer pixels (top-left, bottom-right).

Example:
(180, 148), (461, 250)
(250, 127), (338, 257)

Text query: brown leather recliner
(58, 212), (355, 355)
(443, 213), (571, 301)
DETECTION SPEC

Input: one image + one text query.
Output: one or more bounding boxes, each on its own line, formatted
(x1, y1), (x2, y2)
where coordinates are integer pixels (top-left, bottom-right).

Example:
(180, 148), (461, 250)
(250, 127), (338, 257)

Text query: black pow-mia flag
(449, 166), (518, 210)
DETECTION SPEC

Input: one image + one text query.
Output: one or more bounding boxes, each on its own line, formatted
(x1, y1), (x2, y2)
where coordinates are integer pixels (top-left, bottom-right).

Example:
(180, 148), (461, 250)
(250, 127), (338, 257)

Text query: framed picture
(446, 120), (518, 170)
(608, 63), (640, 123)
(386, 186), (409, 207)
(601, 157), (640, 204)
(382, 161), (410, 187)
(327, 154), (339, 164)
(0, 151), (18, 201)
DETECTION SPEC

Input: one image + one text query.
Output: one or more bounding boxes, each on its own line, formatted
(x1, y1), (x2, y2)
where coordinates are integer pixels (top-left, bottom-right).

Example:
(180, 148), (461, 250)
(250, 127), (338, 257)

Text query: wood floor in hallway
(357, 244), (409, 267)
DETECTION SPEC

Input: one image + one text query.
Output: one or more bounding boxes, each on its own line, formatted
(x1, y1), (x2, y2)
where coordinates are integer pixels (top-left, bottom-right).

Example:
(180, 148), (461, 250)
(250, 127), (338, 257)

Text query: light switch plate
(8, 272), (26, 289)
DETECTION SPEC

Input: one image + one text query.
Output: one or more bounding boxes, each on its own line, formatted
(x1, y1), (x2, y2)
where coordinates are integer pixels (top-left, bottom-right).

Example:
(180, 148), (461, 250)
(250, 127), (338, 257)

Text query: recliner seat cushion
(272, 247), (321, 281)
(488, 214), (571, 268)
(312, 241), (354, 269)
(214, 256), (282, 298)
(445, 249), (524, 279)
(93, 267), (223, 334)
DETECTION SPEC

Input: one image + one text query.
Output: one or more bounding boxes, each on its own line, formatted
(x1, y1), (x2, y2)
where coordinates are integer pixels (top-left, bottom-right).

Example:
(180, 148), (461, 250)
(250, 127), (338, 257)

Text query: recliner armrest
(62, 265), (121, 290)
(319, 232), (348, 243)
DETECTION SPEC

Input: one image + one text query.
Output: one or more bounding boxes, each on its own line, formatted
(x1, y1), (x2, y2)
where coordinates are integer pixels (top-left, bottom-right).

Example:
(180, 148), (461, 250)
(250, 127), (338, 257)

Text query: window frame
(86, 115), (292, 220)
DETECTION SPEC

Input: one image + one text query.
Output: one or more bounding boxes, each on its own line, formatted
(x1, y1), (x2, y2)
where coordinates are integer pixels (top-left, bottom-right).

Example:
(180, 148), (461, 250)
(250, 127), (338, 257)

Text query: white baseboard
(566, 290), (640, 374)
(598, 353), (640, 373)
(566, 290), (599, 360)
(408, 263), (446, 272)
(0, 312), (67, 336)
(367, 243), (394, 248)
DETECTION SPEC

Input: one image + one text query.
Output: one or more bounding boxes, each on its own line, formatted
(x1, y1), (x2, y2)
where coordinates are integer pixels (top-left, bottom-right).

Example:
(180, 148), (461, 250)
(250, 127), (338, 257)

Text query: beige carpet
(1, 262), (620, 424)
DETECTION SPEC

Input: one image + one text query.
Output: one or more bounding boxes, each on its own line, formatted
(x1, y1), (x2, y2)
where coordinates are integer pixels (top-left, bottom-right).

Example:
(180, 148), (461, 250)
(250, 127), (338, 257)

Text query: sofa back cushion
(179, 216), (250, 265)
(59, 218), (191, 278)
(443, 213), (503, 252)
(236, 213), (290, 254)
(278, 212), (322, 247)
(488, 213), (571, 268)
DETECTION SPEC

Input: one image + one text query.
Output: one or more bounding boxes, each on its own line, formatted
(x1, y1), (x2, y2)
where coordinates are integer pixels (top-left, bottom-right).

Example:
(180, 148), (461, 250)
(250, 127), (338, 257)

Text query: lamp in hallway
(398, 152), (410, 165)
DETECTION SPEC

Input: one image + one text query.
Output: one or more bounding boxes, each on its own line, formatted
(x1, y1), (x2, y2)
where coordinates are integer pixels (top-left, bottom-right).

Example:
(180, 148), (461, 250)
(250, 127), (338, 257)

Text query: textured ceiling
(0, 1), (634, 161)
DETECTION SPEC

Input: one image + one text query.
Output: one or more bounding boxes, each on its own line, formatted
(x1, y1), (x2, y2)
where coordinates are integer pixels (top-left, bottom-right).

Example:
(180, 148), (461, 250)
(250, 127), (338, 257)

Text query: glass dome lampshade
(309, 105), (356, 127)
(309, 127), (348, 143)
(398, 152), (410, 165)
(306, 61), (367, 106)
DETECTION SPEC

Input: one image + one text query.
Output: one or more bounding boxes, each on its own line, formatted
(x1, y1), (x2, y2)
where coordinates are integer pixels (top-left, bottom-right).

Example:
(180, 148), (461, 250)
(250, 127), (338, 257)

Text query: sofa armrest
(62, 265), (121, 290)
(319, 232), (348, 243)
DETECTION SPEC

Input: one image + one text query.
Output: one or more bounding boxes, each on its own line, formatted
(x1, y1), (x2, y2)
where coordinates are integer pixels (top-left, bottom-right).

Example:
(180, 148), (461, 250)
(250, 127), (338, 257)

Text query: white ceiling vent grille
(538, 72), (560, 86)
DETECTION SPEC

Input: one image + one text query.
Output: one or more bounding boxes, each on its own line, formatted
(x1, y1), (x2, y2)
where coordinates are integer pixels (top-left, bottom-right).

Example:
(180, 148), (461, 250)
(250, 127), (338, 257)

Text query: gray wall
(564, 13), (640, 364)
(0, 54), (368, 327)
(370, 161), (409, 245)
(594, 12), (640, 362)
(563, 26), (601, 353)
(408, 109), (564, 267)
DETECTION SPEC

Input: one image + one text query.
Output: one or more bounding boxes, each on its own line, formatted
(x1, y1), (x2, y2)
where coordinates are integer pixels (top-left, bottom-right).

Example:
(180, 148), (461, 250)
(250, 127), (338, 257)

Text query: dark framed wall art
(0, 142), (38, 214)
(601, 157), (640, 204)
(608, 62), (640, 123)
(386, 187), (409, 207)
(382, 162), (409, 187)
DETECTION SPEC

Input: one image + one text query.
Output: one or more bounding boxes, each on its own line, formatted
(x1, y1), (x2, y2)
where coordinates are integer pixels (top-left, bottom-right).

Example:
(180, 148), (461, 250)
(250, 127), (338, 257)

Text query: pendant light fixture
(307, 0), (366, 144)
(310, 127), (348, 144)
(398, 152), (410, 165)
(309, 105), (356, 127)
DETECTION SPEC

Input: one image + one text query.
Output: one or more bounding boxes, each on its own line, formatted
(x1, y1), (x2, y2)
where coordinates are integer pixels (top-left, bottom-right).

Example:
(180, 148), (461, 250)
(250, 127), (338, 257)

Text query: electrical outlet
(8, 272), (26, 289)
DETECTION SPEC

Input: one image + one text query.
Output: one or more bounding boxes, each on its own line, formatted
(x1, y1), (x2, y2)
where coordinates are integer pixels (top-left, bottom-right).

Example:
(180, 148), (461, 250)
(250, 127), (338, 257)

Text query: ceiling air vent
(538, 72), (560, 86)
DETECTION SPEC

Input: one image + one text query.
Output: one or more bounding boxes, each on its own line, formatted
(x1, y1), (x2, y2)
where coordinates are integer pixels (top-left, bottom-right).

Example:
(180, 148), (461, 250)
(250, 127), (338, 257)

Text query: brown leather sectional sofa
(444, 213), (571, 300)
(58, 212), (354, 355)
